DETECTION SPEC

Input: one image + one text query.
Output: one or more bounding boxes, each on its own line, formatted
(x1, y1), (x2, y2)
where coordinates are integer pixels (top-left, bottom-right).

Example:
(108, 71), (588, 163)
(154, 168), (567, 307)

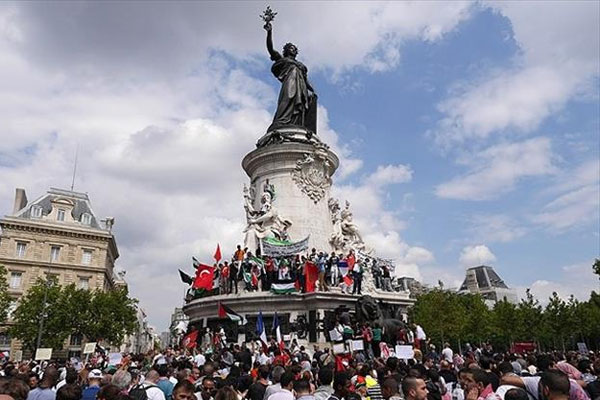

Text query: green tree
(458, 293), (492, 346)
(410, 289), (466, 346)
(10, 280), (139, 350)
(9, 278), (69, 350)
(516, 289), (544, 344)
(544, 292), (572, 352)
(491, 299), (520, 349)
(82, 288), (138, 345)
(0, 265), (11, 323)
(593, 259), (600, 280)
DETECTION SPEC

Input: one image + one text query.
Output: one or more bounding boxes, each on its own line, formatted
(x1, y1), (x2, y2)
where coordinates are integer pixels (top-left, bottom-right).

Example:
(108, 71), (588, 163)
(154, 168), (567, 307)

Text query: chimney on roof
(13, 188), (28, 215)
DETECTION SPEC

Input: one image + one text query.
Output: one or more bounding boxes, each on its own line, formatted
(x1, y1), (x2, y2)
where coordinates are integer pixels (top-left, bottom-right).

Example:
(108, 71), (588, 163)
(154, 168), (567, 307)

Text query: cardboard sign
(13, 350), (22, 362)
(108, 352), (122, 366)
(333, 343), (346, 354)
(329, 329), (343, 342)
(35, 348), (53, 360)
(83, 342), (97, 354)
(577, 342), (588, 354)
(395, 345), (414, 360)
(350, 340), (364, 351)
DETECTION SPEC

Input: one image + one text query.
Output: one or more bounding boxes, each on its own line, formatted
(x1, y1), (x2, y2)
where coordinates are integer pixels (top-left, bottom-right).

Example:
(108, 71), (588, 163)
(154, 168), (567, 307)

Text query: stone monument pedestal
(242, 136), (339, 252)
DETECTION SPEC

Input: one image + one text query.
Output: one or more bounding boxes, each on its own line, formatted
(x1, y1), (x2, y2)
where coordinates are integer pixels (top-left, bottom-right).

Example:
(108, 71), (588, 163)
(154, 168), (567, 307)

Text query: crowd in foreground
(1, 338), (599, 400)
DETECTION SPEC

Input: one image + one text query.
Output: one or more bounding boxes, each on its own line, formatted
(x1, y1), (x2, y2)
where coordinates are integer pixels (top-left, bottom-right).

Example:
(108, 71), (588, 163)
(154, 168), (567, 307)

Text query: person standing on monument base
(317, 251), (329, 292)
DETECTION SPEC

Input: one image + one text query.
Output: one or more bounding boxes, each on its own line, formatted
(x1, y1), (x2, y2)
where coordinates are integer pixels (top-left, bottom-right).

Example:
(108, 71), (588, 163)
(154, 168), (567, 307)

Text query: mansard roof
(14, 187), (104, 230)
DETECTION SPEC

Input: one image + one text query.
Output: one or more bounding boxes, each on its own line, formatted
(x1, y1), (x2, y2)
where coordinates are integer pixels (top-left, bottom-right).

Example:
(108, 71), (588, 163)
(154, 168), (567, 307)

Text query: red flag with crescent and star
(193, 264), (215, 290)
(181, 330), (198, 349)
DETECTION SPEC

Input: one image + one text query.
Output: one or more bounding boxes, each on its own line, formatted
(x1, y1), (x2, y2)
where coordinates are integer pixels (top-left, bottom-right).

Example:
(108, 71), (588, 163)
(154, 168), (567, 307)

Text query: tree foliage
(10, 280), (138, 351)
(411, 285), (600, 351)
(0, 265), (13, 323)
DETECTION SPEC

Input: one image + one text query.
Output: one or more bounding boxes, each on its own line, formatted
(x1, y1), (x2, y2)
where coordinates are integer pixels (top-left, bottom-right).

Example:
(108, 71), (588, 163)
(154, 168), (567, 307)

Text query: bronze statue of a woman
(262, 8), (318, 134)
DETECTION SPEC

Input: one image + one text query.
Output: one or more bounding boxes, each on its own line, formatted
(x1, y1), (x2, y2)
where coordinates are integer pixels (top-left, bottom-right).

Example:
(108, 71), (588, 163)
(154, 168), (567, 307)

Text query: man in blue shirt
(27, 367), (59, 400)
(156, 365), (174, 400)
(81, 369), (103, 400)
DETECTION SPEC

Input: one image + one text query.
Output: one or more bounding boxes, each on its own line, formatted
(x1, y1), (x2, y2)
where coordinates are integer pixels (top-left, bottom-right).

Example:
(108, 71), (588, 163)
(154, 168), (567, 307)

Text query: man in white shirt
(267, 372), (294, 400)
(142, 370), (166, 400)
(442, 343), (454, 363)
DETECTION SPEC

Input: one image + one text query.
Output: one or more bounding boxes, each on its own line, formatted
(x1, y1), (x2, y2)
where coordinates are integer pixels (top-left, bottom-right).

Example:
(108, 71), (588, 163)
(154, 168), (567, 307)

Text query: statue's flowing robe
(268, 54), (317, 133)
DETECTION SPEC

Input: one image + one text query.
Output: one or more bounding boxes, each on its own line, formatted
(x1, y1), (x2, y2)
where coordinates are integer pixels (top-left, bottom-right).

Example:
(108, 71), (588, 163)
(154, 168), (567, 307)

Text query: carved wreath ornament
(292, 150), (332, 204)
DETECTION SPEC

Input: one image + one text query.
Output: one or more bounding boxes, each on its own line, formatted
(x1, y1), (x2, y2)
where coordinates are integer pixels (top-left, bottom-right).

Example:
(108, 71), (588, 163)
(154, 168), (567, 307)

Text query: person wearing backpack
(130, 371), (165, 400)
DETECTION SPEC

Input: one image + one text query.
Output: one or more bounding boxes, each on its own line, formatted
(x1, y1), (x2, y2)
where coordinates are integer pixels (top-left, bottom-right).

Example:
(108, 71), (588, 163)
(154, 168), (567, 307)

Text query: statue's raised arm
(258, 6), (318, 138)
(264, 22), (281, 61)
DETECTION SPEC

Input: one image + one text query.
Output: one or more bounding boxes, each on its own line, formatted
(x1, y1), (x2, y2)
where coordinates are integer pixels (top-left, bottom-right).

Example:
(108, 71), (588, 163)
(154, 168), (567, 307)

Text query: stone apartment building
(0, 187), (120, 357)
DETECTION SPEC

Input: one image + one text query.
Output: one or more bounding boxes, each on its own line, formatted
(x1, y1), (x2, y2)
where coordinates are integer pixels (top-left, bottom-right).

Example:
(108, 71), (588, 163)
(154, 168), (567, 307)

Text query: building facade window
(69, 333), (83, 346)
(0, 333), (11, 348)
(50, 246), (61, 262)
(78, 277), (89, 290)
(31, 206), (43, 218)
(16, 242), (26, 258)
(46, 273), (59, 284)
(68, 350), (82, 359)
(7, 300), (17, 319)
(81, 213), (92, 225)
(9, 272), (22, 289)
(57, 209), (65, 221)
(82, 249), (93, 265)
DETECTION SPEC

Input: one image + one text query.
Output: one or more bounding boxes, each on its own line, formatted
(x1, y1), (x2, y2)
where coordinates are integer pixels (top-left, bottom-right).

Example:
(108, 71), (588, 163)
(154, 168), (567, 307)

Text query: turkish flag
(214, 244), (222, 262)
(304, 262), (318, 293)
(193, 265), (215, 290)
(181, 330), (198, 349)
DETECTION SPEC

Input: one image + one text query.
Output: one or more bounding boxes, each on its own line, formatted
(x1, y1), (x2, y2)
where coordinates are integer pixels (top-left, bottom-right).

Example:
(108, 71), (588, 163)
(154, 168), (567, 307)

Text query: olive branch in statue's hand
(260, 6), (277, 31)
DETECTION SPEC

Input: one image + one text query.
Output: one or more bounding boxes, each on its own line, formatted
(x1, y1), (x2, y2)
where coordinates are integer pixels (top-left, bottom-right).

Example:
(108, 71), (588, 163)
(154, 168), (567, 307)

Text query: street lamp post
(35, 278), (51, 350)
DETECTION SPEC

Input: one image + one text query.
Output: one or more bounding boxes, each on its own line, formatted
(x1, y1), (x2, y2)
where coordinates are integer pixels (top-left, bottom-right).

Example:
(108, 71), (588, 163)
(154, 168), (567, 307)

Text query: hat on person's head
(89, 369), (103, 379)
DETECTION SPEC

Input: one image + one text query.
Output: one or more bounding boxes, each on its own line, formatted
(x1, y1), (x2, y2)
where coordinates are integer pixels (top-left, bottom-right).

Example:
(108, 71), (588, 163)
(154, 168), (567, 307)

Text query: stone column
(242, 141), (339, 252)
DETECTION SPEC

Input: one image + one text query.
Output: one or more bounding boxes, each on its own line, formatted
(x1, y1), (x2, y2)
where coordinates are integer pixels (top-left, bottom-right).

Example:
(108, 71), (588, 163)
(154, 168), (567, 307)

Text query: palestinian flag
(218, 303), (247, 325)
(192, 256), (201, 268)
(271, 282), (297, 294)
(250, 256), (265, 271)
(243, 270), (259, 288)
(179, 269), (194, 285)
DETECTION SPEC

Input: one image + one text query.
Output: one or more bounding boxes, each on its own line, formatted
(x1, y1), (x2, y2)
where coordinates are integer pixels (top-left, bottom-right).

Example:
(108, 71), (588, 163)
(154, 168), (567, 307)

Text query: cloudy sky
(0, 1), (598, 330)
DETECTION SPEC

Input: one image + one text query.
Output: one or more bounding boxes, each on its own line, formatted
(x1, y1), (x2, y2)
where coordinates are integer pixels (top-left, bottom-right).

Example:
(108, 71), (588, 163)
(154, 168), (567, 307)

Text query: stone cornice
(242, 142), (339, 178)
(0, 217), (114, 243)
(0, 257), (108, 274)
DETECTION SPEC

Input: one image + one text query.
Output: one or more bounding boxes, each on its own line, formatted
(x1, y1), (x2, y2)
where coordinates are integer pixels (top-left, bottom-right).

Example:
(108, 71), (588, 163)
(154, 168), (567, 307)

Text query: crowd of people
(1, 338), (599, 400)
(205, 245), (397, 297)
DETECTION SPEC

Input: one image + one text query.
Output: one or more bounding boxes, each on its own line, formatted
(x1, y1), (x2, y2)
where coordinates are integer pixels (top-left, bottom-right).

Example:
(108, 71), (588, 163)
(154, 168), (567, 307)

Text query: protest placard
(83, 342), (97, 354)
(35, 348), (52, 360)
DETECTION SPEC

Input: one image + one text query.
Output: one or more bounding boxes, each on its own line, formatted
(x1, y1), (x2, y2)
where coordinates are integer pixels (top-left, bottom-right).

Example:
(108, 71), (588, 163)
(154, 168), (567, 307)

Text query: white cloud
(434, 1), (599, 146)
(1, 2), (473, 80)
(332, 163), (431, 281)
(459, 244), (496, 267)
(467, 214), (527, 243)
(435, 137), (556, 200)
(368, 165), (413, 187)
(516, 260), (599, 304)
(532, 159), (600, 232)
